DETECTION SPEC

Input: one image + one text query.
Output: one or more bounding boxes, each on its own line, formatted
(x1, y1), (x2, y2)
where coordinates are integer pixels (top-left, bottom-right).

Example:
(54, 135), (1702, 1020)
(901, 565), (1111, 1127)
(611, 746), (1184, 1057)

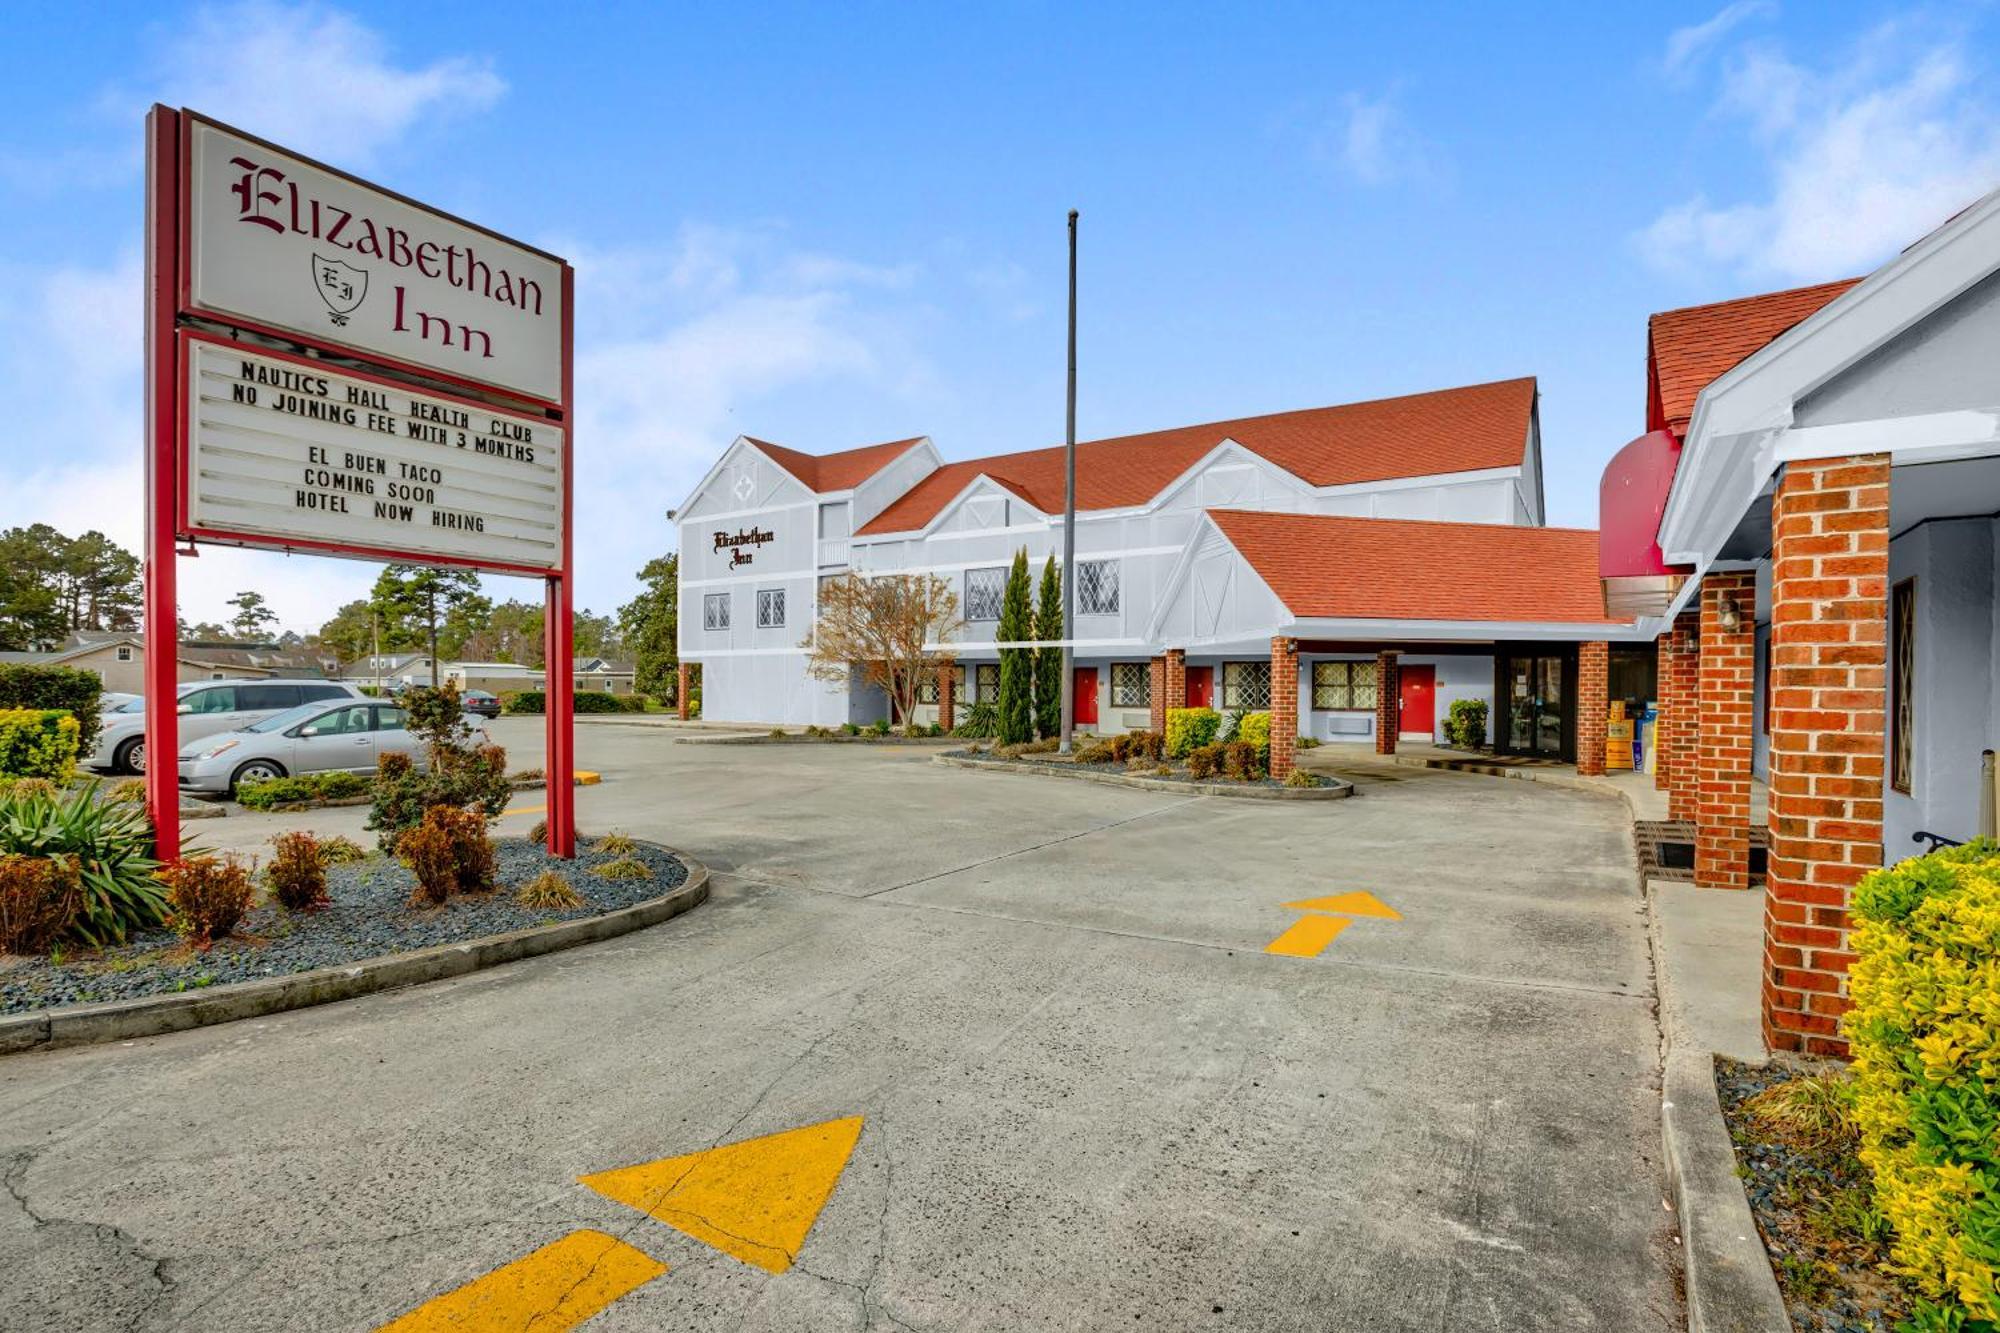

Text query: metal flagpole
(1059, 210), (1079, 754)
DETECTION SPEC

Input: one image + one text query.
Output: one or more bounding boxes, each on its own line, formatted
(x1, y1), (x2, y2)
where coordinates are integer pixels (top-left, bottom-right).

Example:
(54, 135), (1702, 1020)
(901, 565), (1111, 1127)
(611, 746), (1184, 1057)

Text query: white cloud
(1315, 90), (1447, 189)
(1639, 30), (2000, 281)
(1663, 1), (1775, 80)
(136, 1), (504, 167)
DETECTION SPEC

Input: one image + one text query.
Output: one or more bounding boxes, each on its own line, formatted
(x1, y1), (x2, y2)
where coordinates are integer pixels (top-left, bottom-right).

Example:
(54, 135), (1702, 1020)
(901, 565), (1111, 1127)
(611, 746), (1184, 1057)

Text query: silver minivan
(87, 679), (367, 774)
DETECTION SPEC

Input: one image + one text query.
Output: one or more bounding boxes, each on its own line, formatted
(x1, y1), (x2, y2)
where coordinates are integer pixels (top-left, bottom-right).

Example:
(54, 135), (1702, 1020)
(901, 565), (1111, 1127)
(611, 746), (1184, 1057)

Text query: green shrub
(238, 769), (370, 810)
(1165, 708), (1221, 759)
(317, 835), (367, 866)
(1446, 698), (1489, 750)
(365, 693), (511, 853)
(1298, 736), (1322, 750)
(953, 703), (998, 739)
(1186, 743), (1223, 780)
(266, 831), (329, 911)
(0, 782), (164, 945)
(0, 709), (80, 780)
(161, 854), (256, 947)
(0, 664), (101, 755)
(0, 853), (82, 953)
(518, 869), (582, 910)
(592, 856), (650, 880)
(1848, 840), (2000, 1323)
(506, 690), (545, 714)
(841, 721), (861, 736)
(1284, 768), (1320, 789)
(869, 717), (891, 736)
(1238, 712), (1272, 767)
(502, 689), (638, 715)
(997, 550), (1034, 744)
(574, 692), (624, 714)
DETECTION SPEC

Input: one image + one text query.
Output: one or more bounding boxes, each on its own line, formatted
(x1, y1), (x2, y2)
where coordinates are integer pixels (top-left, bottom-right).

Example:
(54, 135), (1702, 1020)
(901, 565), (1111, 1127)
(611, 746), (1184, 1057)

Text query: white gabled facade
(675, 385), (1569, 738)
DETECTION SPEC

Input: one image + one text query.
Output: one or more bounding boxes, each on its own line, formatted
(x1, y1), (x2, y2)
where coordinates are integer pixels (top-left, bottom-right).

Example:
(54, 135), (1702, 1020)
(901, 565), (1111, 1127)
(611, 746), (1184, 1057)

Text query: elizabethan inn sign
(186, 117), (566, 403)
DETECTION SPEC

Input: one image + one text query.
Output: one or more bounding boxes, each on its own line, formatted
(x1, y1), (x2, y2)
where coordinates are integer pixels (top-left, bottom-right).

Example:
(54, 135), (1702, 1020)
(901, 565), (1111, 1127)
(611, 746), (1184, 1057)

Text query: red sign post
(142, 105), (576, 859)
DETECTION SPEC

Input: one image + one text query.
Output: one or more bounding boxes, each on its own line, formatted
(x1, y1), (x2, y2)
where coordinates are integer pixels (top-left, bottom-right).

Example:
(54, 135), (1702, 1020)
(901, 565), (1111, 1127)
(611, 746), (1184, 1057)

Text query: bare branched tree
(803, 573), (962, 730)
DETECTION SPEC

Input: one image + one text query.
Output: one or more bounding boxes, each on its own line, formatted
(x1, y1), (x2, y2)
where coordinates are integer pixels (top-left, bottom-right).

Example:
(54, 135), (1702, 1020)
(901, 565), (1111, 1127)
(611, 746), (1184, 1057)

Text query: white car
(177, 698), (487, 797)
(88, 679), (367, 774)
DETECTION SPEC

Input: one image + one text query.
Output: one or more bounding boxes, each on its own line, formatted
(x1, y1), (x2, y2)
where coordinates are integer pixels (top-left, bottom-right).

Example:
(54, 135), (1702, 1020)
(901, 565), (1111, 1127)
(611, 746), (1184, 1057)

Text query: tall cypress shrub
(996, 549), (1033, 744)
(1033, 557), (1063, 740)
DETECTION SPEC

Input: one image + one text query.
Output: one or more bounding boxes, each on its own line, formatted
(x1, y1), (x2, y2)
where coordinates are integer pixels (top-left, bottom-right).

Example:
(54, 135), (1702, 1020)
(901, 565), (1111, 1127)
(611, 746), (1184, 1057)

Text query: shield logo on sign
(311, 254), (369, 327)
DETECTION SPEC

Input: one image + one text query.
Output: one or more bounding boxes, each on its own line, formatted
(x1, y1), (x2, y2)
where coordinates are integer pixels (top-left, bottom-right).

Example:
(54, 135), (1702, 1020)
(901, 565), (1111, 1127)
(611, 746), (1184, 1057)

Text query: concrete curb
(680, 734), (959, 747)
(0, 851), (710, 1057)
(1389, 754), (1637, 806)
(934, 752), (1355, 800)
(1662, 1049), (1791, 1333)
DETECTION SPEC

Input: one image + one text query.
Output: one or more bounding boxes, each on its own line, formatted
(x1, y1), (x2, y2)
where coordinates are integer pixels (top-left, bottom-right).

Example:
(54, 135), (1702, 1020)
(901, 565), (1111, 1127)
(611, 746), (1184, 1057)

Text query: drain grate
(1635, 820), (1768, 886)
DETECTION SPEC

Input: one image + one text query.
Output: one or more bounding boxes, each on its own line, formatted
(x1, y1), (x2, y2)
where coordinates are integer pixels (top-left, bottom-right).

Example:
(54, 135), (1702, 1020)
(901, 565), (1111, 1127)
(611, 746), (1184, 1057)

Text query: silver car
(177, 699), (486, 797)
(88, 679), (366, 774)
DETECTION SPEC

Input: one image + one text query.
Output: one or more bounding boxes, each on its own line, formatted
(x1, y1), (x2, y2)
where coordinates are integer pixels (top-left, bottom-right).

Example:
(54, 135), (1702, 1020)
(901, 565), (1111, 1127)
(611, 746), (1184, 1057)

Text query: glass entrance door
(1505, 654), (1567, 758)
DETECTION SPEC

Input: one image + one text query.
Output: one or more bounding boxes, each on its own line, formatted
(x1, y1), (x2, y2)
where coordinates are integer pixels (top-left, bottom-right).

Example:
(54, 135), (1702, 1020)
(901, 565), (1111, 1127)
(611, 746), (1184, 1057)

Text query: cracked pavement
(0, 722), (1680, 1330)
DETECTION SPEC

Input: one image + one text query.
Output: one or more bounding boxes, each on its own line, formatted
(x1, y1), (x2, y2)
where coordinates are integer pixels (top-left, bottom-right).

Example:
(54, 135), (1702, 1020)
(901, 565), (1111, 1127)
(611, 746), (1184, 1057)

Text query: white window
(704, 592), (731, 631)
(1220, 661), (1271, 710)
(818, 501), (851, 540)
(115, 646), (133, 662)
(1109, 662), (1150, 707)
(965, 567), (1006, 622)
(756, 588), (786, 629)
(1077, 560), (1120, 616)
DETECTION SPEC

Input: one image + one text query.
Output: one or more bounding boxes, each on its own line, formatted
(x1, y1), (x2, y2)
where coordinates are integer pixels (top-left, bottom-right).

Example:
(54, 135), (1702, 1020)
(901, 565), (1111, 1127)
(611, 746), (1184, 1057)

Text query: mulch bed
(0, 837), (685, 1015)
(1714, 1056), (1916, 1332)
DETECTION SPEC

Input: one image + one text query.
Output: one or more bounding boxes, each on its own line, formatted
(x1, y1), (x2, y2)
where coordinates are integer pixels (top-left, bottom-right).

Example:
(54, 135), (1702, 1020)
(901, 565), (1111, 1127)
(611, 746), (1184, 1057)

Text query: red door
(1185, 666), (1214, 709)
(1074, 667), (1099, 725)
(1398, 665), (1436, 739)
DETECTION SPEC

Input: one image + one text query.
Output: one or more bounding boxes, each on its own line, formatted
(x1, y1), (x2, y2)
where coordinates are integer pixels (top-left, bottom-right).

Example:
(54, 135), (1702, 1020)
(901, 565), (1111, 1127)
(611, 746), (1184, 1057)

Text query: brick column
(676, 661), (692, 720)
(1270, 637), (1299, 779)
(1667, 610), (1701, 821)
(1374, 651), (1400, 755)
(1654, 633), (1675, 793)
(1695, 571), (1757, 889)
(1577, 641), (1609, 777)
(1148, 656), (1167, 733)
(1164, 648), (1187, 713)
(1763, 455), (1890, 1056)
(937, 661), (955, 733)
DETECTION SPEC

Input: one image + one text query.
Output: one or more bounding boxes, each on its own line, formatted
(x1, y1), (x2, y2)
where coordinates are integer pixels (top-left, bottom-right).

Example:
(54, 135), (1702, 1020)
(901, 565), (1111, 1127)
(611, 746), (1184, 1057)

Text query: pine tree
(996, 549), (1033, 744)
(1033, 556), (1063, 740)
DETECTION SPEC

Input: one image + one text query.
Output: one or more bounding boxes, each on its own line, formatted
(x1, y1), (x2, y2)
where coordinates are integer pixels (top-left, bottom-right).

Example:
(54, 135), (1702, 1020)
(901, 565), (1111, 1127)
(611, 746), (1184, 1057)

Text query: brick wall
(1270, 637), (1298, 778)
(1695, 571), (1757, 890)
(1374, 651), (1400, 755)
(1667, 610), (1701, 822)
(1654, 634), (1674, 793)
(1148, 656), (1166, 734)
(938, 661), (955, 733)
(1578, 641), (1609, 777)
(1763, 454), (1890, 1056)
(1164, 648), (1187, 716)
(676, 662), (692, 721)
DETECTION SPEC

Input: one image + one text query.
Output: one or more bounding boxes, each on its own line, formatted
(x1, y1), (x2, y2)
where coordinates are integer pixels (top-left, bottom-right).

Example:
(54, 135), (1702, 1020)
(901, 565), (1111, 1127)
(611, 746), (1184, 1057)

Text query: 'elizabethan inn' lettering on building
(713, 527), (775, 569)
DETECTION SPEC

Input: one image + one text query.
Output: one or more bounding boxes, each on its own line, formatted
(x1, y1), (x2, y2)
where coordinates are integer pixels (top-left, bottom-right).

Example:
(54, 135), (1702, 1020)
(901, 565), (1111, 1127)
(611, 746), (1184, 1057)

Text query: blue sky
(3, 1), (1997, 632)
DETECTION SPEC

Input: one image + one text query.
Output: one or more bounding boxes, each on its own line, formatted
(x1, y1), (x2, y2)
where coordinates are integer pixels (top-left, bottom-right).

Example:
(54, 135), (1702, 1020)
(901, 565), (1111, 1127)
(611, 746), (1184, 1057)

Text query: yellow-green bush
(1164, 707), (1220, 759)
(1847, 839), (2000, 1321)
(1238, 711), (1272, 766)
(0, 709), (79, 780)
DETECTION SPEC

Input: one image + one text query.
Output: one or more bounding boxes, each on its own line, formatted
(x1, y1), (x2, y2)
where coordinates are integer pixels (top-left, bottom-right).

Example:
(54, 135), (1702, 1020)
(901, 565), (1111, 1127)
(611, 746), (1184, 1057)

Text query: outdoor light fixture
(1718, 593), (1742, 633)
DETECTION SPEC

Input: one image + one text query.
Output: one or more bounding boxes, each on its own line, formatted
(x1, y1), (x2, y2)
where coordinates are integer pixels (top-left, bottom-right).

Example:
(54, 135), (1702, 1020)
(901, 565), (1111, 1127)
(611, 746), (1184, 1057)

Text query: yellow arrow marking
(1280, 891), (1402, 920)
(377, 1228), (666, 1332)
(579, 1116), (864, 1274)
(1264, 914), (1353, 957)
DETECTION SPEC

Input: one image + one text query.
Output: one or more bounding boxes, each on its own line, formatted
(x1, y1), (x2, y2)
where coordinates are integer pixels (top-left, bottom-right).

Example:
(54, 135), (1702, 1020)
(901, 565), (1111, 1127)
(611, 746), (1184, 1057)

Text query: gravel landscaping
(947, 747), (1337, 791)
(1715, 1056), (1917, 1333)
(0, 836), (686, 1015)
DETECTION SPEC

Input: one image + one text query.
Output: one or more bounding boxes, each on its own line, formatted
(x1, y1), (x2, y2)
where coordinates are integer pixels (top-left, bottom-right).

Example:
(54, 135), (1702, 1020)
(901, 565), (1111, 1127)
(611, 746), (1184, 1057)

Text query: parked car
(462, 689), (501, 718)
(177, 698), (490, 797)
(87, 679), (367, 775)
(99, 692), (141, 713)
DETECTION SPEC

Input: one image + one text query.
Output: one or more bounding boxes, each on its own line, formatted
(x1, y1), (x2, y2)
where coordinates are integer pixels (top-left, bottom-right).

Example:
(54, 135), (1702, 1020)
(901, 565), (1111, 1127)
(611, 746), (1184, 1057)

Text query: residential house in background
(0, 633), (332, 693)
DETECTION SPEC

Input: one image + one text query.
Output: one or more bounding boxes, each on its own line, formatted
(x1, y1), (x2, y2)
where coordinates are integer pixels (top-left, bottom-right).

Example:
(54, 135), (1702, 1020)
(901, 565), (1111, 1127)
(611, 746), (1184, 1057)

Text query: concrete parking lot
(1, 721), (1677, 1331)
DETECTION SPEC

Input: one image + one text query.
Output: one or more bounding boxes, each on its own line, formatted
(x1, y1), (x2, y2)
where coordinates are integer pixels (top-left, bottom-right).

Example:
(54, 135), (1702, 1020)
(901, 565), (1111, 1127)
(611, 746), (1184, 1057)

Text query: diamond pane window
(1891, 579), (1914, 794)
(756, 588), (785, 629)
(1109, 662), (1150, 707)
(1311, 661), (1377, 710)
(965, 567), (1006, 622)
(1077, 560), (1120, 616)
(1220, 661), (1271, 710)
(703, 592), (730, 631)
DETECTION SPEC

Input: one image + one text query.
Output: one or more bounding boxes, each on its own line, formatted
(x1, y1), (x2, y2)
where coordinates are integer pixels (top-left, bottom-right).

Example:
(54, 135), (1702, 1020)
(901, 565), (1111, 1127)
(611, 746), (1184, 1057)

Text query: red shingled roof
(745, 436), (927, 493)
(1648, 280), (1859, 436)
(854, 377), (1536, 536)
(1208, 510), (1622, 625)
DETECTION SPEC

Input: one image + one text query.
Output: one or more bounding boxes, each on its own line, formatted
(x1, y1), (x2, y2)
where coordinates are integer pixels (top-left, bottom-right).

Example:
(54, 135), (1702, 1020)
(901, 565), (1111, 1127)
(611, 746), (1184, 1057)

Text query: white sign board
(186, 339), (564, 571)
(185, 116), (565, 404)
